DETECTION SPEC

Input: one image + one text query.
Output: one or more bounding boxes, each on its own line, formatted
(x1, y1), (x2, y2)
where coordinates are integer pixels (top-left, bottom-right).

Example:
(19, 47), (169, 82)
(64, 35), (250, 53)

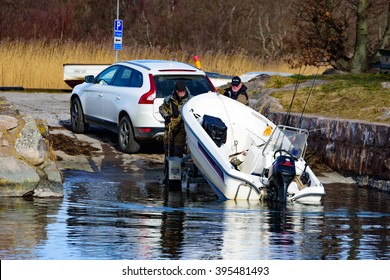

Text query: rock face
(0, 98), (63, 197)
(266, 112), (390, 192)
(0, 156), (40, 196)
(15, 115), (47, 166)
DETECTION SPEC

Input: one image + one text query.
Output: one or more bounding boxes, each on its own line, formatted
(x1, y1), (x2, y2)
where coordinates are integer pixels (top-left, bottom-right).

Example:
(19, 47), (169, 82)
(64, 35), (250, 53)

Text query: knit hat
(175, 81), (186, 91)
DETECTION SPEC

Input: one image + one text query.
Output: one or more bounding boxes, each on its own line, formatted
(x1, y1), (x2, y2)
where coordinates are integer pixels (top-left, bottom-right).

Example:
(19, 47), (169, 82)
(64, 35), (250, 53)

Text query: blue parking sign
(114, 19), (123, 32)
(114, 19), (123, 51)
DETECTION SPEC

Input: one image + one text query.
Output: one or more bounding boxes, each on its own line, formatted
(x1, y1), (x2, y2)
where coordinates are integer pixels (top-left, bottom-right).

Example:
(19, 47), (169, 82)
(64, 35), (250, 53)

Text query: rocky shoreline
(0, 96), (63, 197)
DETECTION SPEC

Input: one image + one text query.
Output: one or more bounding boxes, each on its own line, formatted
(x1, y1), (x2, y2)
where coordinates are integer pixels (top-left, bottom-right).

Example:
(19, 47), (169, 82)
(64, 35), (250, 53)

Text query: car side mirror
(85, 75), (95, 83)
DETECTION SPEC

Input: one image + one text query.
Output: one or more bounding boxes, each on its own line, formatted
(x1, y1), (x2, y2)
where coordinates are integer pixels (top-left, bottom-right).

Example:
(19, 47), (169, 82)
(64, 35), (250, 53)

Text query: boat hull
(63, 64), (109, 88)
(187, 134), (262, 200)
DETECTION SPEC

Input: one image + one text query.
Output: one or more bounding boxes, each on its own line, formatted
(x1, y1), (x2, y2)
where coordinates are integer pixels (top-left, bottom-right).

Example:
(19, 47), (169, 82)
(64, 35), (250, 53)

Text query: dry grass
(1, 39), (116, 89)
(0, 39), (321, 90)
(270, 74), (390, 124)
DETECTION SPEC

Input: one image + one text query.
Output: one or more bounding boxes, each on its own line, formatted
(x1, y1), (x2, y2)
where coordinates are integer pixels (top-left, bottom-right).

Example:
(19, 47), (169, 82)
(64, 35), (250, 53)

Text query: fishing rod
(297, 66), (321, 127)
(296, 39), (330, 128)
(284, 65), (305, 126)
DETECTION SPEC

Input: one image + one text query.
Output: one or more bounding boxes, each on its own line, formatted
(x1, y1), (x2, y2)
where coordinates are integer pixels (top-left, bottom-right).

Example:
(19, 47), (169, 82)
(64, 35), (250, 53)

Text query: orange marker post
(194, 55), (202, 69)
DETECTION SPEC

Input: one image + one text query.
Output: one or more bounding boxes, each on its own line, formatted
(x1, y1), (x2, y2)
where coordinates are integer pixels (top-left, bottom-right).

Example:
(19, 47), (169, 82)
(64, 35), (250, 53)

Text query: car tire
(70, 98), (88, 133)
(118, 115), (140, 153)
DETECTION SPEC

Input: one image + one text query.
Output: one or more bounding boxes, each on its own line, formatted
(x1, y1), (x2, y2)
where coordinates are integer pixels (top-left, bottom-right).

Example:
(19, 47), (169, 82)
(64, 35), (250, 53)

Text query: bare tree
(286, 0), (390, 72)
(253, 4), (288, 61)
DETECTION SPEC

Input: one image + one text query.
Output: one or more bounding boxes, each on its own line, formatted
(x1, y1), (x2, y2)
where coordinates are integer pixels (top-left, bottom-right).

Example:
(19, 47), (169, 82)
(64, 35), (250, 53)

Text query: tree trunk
(350, 0), (369, 73)
(378, 1), (390, 51)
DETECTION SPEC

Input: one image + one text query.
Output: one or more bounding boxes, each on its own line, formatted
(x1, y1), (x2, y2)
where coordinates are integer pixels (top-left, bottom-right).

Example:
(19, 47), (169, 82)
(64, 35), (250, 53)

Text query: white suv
(70, 60), (215, 153)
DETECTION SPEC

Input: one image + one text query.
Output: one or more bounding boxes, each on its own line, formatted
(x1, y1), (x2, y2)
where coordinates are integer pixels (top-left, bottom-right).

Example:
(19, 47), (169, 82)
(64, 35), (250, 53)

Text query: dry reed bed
(0, 39), (311, 90)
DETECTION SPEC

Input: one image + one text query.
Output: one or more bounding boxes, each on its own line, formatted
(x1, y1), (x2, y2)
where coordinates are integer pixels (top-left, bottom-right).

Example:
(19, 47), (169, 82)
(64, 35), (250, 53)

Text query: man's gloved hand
(165, 115), (172, 124)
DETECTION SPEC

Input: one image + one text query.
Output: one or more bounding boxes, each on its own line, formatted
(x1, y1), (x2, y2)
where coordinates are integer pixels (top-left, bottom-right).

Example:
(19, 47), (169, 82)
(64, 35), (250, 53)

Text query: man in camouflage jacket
(159, 81), (191, 158)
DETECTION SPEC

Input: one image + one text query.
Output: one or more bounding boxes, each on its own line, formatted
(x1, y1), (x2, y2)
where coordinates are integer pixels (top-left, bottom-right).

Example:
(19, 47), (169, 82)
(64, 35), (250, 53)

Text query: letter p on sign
(114, 19), (123, 31)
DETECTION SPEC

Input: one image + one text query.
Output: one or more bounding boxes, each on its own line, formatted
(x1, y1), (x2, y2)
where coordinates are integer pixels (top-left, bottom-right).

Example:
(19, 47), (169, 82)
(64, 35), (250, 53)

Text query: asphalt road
(0, 92), (70, 127)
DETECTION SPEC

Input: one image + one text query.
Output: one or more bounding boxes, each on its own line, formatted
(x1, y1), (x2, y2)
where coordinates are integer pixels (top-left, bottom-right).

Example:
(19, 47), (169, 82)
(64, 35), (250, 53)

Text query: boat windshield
(263, 125), (309, 159)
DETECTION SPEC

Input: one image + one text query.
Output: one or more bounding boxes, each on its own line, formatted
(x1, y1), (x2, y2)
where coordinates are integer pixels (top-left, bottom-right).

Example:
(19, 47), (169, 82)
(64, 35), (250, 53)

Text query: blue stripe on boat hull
(198, 142), (224, 182)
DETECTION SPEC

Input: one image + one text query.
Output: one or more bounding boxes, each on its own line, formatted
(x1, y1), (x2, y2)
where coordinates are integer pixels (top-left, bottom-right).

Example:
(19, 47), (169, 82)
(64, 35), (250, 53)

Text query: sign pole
(115, 0), (119, 62)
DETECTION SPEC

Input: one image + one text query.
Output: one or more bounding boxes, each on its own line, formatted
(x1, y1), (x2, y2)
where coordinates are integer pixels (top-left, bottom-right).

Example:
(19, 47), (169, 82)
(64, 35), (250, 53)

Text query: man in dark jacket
(223, 76), (249, 105)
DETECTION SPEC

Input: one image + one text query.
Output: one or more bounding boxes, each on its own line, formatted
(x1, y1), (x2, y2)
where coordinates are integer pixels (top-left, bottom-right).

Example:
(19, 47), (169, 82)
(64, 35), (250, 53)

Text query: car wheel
(118, 115), (140, 153)
(70, 98), (87, 133)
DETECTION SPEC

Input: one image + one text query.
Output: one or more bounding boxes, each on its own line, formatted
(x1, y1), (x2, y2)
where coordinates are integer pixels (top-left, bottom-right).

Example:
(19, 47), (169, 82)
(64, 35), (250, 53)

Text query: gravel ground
(0, 92), (70, 127)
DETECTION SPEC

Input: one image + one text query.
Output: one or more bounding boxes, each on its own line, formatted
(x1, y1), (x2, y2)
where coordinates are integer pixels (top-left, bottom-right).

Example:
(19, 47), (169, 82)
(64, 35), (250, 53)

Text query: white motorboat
(181, 92), (325, 203)
(63, 63), (110, 88)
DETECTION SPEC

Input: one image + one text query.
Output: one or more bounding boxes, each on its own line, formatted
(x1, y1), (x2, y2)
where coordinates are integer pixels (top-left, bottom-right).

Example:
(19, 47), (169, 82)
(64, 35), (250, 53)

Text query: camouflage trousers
(164, 127), (186, 158)
(163, 127), (186, 185)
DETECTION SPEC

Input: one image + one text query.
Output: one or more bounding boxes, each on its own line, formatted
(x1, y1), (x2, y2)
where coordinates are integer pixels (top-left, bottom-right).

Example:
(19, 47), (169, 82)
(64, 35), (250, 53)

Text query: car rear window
(154, 75), (214, 98)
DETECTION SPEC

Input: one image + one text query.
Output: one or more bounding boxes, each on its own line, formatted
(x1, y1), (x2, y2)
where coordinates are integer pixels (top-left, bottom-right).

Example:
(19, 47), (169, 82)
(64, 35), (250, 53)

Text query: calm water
(0, 170), (389, 260)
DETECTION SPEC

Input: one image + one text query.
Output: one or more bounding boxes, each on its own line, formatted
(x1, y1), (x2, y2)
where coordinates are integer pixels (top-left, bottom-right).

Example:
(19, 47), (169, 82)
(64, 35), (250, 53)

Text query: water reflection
(219, 200), (327, 260)
(61, 179), (224, 260)
(160, 190), (185, 259)
(0, 197), (62, 259)
(0, 178), (389, 260)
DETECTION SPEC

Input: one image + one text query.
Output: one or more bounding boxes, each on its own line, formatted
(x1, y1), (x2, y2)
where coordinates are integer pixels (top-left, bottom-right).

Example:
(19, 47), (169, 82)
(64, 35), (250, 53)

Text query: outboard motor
(268, 155), (296, 202)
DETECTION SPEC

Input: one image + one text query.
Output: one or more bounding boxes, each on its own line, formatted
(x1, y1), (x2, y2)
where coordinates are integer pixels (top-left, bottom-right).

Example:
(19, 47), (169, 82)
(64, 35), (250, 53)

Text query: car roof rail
(122, 61), (151, 70)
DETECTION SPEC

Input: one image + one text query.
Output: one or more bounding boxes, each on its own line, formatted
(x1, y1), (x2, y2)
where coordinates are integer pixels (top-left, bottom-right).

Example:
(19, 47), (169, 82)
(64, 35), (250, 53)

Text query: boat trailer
(165, 154), (206, 190)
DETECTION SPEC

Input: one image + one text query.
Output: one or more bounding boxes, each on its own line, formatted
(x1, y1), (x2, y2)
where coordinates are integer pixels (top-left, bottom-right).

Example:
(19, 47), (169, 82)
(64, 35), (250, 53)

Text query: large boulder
(0, 102), (63, 198)
(0, 156), (40, 196)
(15, 115), (47, 166)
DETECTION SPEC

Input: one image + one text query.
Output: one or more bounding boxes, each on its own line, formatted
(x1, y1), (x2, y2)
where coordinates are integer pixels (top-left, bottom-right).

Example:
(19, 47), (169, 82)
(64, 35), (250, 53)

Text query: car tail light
(138, 74), (156, 104)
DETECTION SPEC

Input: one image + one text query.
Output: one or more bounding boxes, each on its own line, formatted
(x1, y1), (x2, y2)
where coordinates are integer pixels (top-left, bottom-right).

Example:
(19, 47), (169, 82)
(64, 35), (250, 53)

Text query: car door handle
(99, 93), (103, 97)
(116, 95), (121, 100)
